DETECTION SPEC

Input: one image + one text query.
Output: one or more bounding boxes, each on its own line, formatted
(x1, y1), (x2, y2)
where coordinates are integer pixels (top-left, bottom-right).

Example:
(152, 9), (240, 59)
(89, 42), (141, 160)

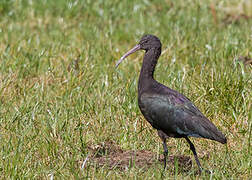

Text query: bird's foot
(202, 169), (212, 174)
(197, 168), (212, 175)
(163, 159), (167, 170)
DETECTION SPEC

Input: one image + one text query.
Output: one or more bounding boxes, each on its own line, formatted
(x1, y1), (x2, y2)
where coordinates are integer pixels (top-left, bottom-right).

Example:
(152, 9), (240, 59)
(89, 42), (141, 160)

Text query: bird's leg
(158, 130), (168, 170)
(162, 139), (168, 170)
(185, 137), (203, 173)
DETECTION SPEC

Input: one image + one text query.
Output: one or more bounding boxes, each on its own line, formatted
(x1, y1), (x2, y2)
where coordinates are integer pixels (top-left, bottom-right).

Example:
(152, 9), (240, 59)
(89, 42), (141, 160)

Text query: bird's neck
(138, 48), (161, 94)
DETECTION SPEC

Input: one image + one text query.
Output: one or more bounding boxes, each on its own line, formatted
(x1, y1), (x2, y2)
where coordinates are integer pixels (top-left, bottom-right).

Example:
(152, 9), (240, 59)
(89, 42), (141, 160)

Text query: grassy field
(0, 0), (251, 179)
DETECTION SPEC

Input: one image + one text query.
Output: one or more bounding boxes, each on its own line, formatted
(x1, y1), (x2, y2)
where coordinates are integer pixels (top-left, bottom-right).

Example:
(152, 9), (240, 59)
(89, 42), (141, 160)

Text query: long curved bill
(115, 44), (141, 68)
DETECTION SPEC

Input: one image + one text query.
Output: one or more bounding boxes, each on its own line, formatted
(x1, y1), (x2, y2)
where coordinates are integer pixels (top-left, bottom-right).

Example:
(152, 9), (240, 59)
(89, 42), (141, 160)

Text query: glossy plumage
(116, 34), (227, 172)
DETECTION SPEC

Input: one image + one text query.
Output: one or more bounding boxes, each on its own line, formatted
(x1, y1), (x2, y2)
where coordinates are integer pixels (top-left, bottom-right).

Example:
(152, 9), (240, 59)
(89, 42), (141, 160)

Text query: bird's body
(116, 34), (227, 172)
(138, 79), (226, 143)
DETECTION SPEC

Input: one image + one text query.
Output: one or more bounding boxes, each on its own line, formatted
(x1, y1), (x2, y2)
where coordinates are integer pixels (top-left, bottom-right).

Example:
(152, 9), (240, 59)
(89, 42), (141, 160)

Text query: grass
(0, 0), (251, 179)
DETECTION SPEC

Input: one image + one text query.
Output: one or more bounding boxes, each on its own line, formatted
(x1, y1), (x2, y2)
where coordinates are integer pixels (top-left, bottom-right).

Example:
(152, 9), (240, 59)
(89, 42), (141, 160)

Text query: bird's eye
(141, 40), (148, 45)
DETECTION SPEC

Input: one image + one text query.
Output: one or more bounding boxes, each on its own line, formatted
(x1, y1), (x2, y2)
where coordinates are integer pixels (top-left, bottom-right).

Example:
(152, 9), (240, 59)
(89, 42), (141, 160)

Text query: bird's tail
(213, 131), (227, 144)
(198, 117), (227, 144)
(205, 121), (227, 144)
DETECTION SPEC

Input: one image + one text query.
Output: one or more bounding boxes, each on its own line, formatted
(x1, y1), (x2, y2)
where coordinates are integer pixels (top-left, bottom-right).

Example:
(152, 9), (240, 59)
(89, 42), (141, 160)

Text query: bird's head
(115, 34), (161, 68)
(138, 34), (161, 51)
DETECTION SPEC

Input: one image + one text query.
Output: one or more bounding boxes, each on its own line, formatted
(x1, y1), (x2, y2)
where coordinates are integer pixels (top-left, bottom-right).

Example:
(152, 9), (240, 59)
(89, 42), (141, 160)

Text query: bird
(115, 34), (227, 173)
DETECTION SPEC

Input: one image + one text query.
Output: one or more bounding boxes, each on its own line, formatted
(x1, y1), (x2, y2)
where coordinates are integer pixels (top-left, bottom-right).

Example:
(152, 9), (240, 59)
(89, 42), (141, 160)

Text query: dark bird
(116, 34), (227, 173)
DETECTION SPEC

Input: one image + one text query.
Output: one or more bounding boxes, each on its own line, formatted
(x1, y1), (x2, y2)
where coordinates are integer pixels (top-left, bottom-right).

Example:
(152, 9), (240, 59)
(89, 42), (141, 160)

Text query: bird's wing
(140, 92), (226, 143)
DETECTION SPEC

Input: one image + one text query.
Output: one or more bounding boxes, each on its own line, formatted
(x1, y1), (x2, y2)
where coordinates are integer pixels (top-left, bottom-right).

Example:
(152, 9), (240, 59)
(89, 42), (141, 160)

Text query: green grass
(0, 0), (251, 179)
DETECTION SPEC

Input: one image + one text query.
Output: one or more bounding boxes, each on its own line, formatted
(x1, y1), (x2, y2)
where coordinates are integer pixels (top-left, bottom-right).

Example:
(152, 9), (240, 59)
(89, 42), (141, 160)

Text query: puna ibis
(116, 34), (227, 173)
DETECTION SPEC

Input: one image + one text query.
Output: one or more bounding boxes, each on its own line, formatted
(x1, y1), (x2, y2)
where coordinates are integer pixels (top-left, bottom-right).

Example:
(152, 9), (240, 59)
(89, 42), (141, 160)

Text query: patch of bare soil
(84, 141), (192, 173)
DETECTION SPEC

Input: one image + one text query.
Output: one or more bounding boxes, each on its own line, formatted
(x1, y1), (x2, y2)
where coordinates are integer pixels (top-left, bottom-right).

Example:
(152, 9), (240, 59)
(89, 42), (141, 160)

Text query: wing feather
(139, 92), (226, 143)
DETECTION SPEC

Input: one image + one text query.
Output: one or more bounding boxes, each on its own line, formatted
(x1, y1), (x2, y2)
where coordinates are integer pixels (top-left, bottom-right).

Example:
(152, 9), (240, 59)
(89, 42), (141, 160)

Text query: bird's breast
(138, 96), (156, 128)
(138, 94), (176, 131)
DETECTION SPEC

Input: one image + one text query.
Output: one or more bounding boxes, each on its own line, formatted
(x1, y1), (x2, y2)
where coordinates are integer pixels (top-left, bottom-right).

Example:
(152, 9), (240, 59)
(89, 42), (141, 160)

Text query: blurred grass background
(0, 0), (251, 179)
